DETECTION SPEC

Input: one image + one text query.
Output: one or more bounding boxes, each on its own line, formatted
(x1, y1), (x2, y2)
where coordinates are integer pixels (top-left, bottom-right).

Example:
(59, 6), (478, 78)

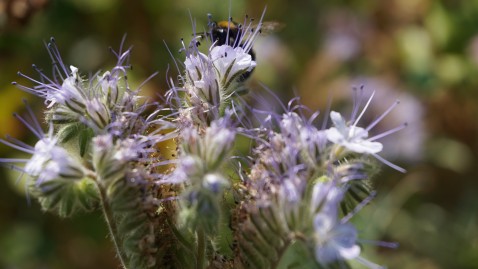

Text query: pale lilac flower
(249, 110), (328, 203)
(0, 110), (85, 186)
(324, 88), (407, 172)
(26, 137), (85, 184)
(113, 137), (148, 163)
(325, 111), (383, 154)
(313, 213), (361, 264)
(92, 133), (169, 179)
(2, 13), (408, 267)
(314, 219), (388, 269)
(180, 43), (255, 124)
(169, 12), (265, 126)
(184, 50), (220, 101)
(310, 182), (344, 217)
(210, 45), (256, 87)
(13, 38), (87, 110)
(52, 66), (88, 111)
(184, 51), (205, 82)
(12, 37), (167, 140)
(310, 182), (385, 268)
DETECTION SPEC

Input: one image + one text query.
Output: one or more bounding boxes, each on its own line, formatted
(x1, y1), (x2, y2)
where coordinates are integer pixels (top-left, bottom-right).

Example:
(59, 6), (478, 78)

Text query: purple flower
(313, 213), (361, 264)
(0, 110), (85, 186)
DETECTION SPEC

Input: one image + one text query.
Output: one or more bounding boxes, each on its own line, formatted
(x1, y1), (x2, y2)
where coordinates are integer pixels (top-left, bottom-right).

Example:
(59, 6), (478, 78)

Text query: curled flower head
(184, 50), (220, 100)
(168, 114), (236, 186)
(0, 109), (85, 187)
(85, 98), (111, 131)
(92, 132), (171, 182)
(25, 136), (85, 185)
(52, 65), (88, 112)
(12, 37), (165, 139)
(249, 110), (328, 203)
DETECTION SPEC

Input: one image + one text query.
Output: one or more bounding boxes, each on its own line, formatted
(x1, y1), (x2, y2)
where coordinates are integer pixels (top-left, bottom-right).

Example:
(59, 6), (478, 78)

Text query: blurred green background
(1, 0), (478, 268)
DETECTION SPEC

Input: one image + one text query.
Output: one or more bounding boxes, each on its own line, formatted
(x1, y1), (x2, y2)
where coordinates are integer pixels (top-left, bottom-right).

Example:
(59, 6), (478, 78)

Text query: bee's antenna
(243, 6), (267, 53)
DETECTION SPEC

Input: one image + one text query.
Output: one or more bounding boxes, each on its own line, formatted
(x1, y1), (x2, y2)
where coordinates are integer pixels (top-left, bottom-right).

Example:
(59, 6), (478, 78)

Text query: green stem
(196, 227), (206, 269)
(97, 182), (129, 269)
(270, 238), (292, 269)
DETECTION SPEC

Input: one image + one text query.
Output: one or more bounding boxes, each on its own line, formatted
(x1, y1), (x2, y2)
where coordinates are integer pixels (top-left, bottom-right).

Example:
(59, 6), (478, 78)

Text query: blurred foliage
(1, 0), (477, 268)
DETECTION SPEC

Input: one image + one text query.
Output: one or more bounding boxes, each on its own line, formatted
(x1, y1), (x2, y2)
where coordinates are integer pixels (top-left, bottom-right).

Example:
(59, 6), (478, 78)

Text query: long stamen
(355, 256), (386, 269)
(164, 44), (186, 90)
(368, 122), (408, 141)
(0, 158), (29, 163)
(5, 135), (33, 150)
(49, 38), (69, 76)
(321, 94), (333, 130)
(23, 100), (44, 136)
(372, 153), (406, 173)
(358, 239), (399, 248)
(352, 90), (375, 128)
(0, 139), (35, 154)
(14, 113), (43, 139)
(341, 191), (376, 223)
(32, 64), (56, 85)
(366, 100), (400, 132)
(350, 86), (361, 121)
(242, 6), (267, 52)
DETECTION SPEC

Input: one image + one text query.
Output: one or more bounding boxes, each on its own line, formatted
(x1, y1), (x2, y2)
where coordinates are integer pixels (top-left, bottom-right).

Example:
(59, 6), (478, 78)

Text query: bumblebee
(208, 19), (246, 49)
(206, 14), (283, 82)
(207, 16), (255, 81)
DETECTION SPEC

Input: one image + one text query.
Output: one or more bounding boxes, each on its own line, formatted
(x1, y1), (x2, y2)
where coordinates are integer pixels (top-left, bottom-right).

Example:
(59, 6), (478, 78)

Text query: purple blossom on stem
(0, 105), (85, 186)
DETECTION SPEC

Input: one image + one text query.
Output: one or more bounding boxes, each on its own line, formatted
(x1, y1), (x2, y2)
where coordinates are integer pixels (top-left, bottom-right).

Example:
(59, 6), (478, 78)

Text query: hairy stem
(97, 182), (129, 269)
(197, 227), (206, 269)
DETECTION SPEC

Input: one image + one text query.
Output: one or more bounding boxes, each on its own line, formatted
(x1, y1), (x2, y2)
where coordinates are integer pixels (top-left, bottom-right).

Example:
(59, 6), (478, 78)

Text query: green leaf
(276, 241), (322, 269)
(78, 127), (94, 157)
(56, 122), (83, 144)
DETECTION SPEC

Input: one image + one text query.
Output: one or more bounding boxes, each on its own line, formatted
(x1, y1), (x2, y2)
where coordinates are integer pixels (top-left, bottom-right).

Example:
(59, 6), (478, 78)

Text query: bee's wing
(258, 21), (285, 35)
(238, 21), (285, 42)
(193, 21), (284, 44)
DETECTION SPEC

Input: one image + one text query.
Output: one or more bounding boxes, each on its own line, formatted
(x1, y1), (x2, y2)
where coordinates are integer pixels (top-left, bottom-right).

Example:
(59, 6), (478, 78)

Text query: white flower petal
(330, 111), (347, 133)
(346, 140), (383, 154)
(211, 45), (255, 84)
(326, 111), (383, 154)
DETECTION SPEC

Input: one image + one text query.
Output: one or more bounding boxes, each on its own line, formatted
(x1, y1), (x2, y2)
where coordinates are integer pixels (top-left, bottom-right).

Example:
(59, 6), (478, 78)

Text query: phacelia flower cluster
(1, 11), (405, 269)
